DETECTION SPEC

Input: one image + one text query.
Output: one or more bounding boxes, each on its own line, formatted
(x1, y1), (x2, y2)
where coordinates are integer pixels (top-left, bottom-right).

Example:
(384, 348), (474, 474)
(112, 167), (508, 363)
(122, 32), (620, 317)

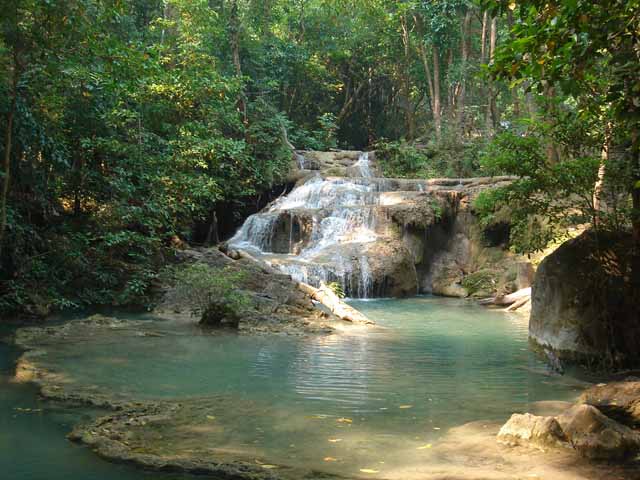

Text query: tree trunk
(0, 57), (19, 259)
(632, 129), (640, 251)
(432, 45), (442, 140)
(400, 14), (415, 140)
(486, 17), (499, 133)
(229, 0), (247, 127)
(0, 104), (15, 259)
(593, 123), (612, 227)
(480, 10), (488, 64)
(206, 211), (220, 245)
(543, 85), (560, 164)
(457, 10), (472, 133)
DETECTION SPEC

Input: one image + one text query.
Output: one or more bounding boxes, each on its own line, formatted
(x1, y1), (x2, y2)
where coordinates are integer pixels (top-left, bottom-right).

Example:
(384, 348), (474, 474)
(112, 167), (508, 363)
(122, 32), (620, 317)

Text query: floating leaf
(328, 438), (343, 443)
(359, 468), (379, 473)
(260, 464), (279, 469)
(399, 405), (413, 409)
(337, 418), (352, 424)
(324, 457), (338, 462)
(206, 415), (216, 421)
(417, 444), (432, 450)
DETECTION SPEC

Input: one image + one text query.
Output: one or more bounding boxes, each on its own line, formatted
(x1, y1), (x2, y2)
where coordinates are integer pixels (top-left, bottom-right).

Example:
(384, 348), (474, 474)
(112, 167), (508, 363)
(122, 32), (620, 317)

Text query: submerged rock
(497, 413), (566, 449)
(530, 230), (640, 368)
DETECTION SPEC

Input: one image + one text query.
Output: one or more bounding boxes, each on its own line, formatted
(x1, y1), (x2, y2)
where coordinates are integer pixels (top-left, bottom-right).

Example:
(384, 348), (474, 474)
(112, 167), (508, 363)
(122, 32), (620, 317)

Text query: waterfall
(229, 152), (382, 298)
(354, 152), (372, 178)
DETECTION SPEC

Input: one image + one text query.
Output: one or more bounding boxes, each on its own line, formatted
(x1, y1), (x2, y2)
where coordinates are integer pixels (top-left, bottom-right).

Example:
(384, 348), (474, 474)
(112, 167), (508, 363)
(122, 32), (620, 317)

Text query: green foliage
(326, 281), (345, 299)
(375, 132), (487, 179)
(167, 263), (251, 326)
(475, 128), (632, 253)
(375, 140), (440, 178)
(461, 270), (497, 296)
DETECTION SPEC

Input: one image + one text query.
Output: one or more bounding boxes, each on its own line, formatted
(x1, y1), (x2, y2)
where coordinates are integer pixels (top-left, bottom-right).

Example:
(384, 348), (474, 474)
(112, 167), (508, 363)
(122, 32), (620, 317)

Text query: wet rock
(158, 247), (341, 335)
(578, 380), (640, 427)
(557, 404), (640, 460)
(530, 230), (640, 368)
(497, 413), (566, 449)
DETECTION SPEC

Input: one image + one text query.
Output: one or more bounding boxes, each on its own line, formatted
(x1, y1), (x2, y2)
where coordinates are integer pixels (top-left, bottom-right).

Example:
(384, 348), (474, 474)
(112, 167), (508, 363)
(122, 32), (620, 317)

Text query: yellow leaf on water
(337, 418), (352, 424)
(206, 415), (216, 421)
(260, 465), (279, 469)
(399, 405), (413, 409)
(433, 427), (440, 430)
(324, 457), (338, 462)
(359, 468), (379, 474)
(328, 438), (343, 443)
(417, 444), (432, 450)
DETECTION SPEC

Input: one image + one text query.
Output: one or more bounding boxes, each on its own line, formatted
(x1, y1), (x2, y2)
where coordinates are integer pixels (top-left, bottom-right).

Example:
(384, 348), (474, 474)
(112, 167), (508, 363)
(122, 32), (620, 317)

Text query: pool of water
(1, 297), (586, 478)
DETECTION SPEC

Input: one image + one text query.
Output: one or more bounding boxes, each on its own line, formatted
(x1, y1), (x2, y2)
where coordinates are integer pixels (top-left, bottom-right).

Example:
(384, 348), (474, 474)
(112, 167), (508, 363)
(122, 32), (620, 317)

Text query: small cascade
(229, 151), (386, 298)
(354, 151), (372, 178)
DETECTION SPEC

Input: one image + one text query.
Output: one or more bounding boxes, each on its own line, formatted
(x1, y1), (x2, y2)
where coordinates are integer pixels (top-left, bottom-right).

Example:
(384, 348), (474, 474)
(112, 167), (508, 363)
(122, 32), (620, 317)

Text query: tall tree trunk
(631, 128), (640, 323)
(415, 15), (435, 112)
(400, 14), (415, 140)
(0, 55), (19, 259)
(486, 17), (498, 133)
(414, 14), (440, 140)
(593, 123), (612, 227)
(480, 10), (488, 64)
(457, 10), (472, 133)
(432, 45), (442, 140)
(229, 0), (247, 127)
(543, 85), (560, 164)
(632, 129), (640, 250)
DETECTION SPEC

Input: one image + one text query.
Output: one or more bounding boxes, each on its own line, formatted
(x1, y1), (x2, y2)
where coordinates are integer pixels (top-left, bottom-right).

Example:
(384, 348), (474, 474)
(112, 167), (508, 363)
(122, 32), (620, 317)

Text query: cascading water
(229, 152), (382, 298)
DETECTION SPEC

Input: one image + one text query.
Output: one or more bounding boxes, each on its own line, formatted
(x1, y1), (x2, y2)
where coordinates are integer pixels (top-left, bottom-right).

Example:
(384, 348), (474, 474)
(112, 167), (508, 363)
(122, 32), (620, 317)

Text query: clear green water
(1, 297), (586, 478)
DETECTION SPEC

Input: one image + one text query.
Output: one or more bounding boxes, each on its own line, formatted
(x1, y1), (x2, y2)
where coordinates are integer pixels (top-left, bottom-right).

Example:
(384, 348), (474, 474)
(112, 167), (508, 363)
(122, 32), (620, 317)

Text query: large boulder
(557, 404), (640, 460)
(579, 380), (640, 427)
(497, 413), (566, 449)
(530, 230), (640, 367)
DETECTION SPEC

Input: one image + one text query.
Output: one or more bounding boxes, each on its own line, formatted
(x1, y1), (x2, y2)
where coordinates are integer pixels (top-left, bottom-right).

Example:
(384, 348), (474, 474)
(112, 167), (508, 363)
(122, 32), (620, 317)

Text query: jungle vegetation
(1, 0), (638, 316)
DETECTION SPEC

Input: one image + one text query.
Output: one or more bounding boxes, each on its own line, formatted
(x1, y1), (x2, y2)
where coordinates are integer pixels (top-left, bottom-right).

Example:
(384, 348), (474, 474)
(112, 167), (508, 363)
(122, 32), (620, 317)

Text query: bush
(374, 133), (487, 179)
(166, 263), (251, 327)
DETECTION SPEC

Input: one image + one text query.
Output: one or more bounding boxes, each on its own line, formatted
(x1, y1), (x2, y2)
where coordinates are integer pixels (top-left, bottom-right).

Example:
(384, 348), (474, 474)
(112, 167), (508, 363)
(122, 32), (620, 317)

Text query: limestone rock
(557, 404), (640, 460)
(497, 413), (566, 449)
(579, 380), (640, 427)
(530, 230), (640, 367)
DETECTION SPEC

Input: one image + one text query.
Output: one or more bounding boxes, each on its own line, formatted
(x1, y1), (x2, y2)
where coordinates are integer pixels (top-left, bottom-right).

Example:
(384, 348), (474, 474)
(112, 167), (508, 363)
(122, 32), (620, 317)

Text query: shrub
(167, 263), (251, 327)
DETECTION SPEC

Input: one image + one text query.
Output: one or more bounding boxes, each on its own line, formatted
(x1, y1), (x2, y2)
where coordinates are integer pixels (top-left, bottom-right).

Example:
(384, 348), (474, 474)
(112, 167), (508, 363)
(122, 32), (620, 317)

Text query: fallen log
(478, 287), (532, 307)
(298, 282), (374, 325)
(505, 296), (530, 312)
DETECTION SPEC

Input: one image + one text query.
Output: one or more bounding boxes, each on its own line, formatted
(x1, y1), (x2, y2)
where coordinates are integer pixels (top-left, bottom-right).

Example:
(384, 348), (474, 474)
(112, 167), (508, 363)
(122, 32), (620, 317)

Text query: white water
(229, 152), (380, 298)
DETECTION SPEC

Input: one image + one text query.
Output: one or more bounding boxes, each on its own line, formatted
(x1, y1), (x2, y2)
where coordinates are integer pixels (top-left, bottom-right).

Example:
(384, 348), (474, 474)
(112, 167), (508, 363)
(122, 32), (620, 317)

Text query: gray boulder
(530, 230), (640, 368)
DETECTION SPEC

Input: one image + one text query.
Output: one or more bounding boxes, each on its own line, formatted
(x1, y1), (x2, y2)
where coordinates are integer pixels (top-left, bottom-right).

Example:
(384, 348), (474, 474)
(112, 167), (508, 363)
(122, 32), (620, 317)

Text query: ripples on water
(1, 297), (585, 479)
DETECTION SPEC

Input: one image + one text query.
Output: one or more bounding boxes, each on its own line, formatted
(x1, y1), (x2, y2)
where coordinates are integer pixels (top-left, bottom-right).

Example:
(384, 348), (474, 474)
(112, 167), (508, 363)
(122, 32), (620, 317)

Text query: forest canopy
(1, 0), (638, 316)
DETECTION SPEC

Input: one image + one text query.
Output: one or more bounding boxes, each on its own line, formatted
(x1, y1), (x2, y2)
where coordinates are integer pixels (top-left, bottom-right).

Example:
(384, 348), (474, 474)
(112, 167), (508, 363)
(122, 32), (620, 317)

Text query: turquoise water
(1, 297), (585, 478)
(0, 337), (192, 480)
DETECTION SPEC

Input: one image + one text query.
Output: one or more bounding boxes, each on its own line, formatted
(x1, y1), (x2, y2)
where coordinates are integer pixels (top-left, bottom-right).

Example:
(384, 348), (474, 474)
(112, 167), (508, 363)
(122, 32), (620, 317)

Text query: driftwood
(298, 282), (374, 325)
(479, 287), (531, 308)
(505, 296), (530, 312)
